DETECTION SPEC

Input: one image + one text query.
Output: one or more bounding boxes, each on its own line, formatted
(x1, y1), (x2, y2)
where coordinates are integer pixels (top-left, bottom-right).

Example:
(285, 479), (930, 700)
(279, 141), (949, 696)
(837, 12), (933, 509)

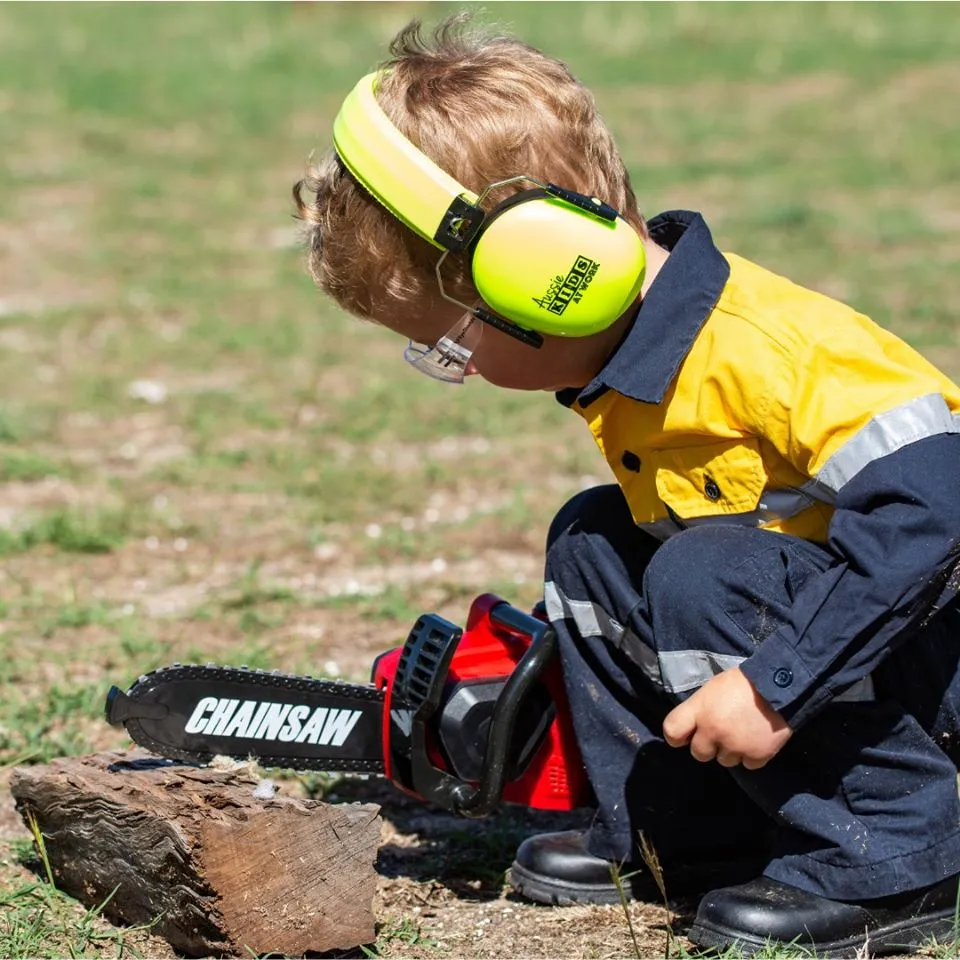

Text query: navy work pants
(544, 485), (960, 900)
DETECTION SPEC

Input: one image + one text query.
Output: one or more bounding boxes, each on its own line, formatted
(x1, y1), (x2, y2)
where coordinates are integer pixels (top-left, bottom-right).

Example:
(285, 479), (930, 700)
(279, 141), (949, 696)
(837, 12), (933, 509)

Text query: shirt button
(621, 450), (642, 473)
(704, 477), (721, 501)
(773, 668), (793, 688)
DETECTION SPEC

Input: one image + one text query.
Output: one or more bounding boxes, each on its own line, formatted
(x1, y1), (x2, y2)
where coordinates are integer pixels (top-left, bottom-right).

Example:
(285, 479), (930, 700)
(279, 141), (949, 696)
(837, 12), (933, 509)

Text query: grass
(0, 0), (957, 956)
(0, 508), (131, 558)
(365, 916), (438, 956)
(0, 816), (153, 959)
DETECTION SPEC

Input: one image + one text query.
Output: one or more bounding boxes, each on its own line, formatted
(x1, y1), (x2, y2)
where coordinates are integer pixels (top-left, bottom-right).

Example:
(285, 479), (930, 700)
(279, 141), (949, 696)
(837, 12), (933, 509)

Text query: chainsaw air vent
(394, 614), (462, 720)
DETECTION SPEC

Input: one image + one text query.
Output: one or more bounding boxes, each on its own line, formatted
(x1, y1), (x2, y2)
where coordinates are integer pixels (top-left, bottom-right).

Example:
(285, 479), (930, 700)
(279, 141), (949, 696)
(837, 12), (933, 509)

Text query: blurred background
(0, 1), (958, 953)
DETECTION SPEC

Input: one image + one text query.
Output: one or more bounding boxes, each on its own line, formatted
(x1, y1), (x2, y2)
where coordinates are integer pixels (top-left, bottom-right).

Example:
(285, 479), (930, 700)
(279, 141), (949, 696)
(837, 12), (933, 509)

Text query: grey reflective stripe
(637, 399), (959, 539)
(545, 580), (745, 693)
(640, 479), (833, 541)
(543, 581), (876, 701)
(770, 477), (836, 507)
(544, 581), (662, 687)
(543, 581), (626, 645)
(683, 481), (832, 530)
(656, 650), (745, 692)
(817, 393), (959, 493)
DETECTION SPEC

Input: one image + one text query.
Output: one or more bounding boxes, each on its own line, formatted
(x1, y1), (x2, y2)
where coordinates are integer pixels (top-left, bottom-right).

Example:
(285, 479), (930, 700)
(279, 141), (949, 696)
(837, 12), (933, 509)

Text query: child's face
(382, 302), (609, 392)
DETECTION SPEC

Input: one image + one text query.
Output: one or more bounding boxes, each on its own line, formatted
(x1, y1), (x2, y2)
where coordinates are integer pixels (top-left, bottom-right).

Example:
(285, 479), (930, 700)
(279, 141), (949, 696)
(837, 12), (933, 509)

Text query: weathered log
(9, 750), (381, 957)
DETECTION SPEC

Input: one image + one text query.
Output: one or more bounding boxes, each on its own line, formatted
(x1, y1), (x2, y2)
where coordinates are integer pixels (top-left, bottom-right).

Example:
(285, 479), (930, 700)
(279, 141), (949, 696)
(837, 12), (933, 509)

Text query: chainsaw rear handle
(452, 602), (557, 817)
(383, 598), (559, 817)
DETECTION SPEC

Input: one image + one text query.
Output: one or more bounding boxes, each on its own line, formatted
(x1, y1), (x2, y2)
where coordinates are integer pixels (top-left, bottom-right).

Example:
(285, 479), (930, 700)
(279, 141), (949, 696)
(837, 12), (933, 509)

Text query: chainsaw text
(183, 697), (363, 746)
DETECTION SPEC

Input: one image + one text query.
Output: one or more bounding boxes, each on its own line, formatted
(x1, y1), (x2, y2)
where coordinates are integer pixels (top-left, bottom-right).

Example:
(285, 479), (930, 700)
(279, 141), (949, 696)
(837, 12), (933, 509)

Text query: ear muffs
(332, 73), (646, 338)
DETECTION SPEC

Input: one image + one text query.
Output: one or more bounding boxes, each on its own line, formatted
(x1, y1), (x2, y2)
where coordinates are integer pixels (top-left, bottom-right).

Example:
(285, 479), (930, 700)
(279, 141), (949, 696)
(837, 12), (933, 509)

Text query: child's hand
(661, 667), (793, 770)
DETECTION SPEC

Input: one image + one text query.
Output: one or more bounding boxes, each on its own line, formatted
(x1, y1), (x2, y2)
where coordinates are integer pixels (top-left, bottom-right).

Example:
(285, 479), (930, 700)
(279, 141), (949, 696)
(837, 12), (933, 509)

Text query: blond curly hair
(293, 15), (643, 324)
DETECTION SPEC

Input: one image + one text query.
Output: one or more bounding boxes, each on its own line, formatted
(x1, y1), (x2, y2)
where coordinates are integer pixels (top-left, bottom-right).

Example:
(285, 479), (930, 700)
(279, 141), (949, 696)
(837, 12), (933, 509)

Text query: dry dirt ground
(329, 779), (681, 960)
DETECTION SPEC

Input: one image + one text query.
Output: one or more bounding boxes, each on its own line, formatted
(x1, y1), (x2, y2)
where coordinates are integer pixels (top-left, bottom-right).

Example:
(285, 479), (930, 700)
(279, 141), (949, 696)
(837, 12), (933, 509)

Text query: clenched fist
(662, 667), (793, 770)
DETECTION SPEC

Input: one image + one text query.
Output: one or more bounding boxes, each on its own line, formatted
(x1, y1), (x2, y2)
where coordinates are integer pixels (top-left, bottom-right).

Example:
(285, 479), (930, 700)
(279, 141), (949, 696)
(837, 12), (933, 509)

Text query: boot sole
(508, 860), (648, 906)
(688, 908), (959, 958)
(509, 857), (770, 908)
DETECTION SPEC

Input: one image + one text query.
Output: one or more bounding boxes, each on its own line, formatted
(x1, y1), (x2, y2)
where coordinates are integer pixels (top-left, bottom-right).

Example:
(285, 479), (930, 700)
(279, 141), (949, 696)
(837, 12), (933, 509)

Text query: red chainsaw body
(372, 594), (589, 811)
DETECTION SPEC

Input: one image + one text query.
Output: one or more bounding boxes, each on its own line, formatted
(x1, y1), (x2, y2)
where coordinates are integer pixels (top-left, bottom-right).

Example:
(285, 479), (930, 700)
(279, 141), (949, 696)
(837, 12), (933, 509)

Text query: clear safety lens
(403, 312), (482, 384)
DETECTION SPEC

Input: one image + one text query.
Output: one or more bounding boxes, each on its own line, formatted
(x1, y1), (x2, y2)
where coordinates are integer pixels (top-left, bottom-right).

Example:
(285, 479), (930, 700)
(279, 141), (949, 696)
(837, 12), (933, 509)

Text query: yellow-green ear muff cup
(471, 197), (646, 337)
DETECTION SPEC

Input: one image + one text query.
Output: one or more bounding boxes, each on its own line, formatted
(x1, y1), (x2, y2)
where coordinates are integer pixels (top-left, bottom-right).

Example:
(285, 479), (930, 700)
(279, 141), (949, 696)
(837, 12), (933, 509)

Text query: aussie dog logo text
(184, 697), (363, 746)
(532, 255), (599, 316)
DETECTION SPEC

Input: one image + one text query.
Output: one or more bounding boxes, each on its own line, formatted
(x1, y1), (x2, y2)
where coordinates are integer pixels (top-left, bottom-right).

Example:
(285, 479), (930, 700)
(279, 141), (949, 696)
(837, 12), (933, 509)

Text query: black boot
(508, 830), (767, 906)
(688, 875), (960, 958)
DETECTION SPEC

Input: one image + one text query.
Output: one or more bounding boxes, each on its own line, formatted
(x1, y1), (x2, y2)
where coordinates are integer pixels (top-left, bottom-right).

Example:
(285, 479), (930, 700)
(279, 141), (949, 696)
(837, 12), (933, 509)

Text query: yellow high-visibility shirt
(558, 210), (960, 725)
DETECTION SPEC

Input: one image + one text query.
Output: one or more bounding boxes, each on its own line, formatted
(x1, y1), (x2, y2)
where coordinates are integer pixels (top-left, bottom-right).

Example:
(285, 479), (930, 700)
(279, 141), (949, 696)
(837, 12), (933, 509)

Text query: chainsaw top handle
(384, 597), (558, 818)
(456, 602), (557, 816)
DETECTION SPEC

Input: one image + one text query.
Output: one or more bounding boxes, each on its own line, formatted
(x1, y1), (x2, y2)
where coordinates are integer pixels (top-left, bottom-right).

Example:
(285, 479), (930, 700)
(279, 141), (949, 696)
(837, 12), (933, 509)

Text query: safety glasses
(402, 218), (545, 383)
(403, 311), (483, 384)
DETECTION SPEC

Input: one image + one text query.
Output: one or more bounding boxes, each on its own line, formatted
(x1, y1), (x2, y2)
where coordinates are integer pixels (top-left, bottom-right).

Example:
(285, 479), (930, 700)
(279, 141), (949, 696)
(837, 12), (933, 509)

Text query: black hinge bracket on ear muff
(474, 307), (544, 349)
(545, 184), (619, 222)
(435, 197), (486, 253)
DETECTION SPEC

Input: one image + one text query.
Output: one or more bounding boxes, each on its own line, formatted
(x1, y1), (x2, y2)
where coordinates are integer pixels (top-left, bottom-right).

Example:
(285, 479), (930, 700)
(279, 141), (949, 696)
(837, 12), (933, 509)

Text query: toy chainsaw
(105, 594), (590, 817)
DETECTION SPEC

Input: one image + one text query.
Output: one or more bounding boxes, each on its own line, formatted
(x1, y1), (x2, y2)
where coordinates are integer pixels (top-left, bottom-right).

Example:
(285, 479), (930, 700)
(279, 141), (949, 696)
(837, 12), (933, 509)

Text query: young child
(294, 16), (960, 956)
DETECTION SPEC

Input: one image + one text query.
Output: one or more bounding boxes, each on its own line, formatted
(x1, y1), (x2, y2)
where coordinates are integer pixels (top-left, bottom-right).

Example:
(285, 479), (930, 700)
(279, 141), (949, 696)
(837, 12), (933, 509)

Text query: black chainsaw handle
(451, 603), (557, 817)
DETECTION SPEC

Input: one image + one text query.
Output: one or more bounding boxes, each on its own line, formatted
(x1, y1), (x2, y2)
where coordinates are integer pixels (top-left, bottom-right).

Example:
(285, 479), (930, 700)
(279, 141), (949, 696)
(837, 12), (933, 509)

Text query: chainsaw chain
(124, 663), (386, 774)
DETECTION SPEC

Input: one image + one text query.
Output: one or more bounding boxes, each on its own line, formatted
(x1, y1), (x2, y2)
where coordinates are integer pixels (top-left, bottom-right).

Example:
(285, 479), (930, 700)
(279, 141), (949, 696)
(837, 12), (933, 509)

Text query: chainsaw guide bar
(107, 663), (387, 773)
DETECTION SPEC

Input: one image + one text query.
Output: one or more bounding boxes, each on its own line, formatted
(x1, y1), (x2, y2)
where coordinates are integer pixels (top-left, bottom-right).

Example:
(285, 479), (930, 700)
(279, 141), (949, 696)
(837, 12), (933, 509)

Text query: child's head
(294, 15), (646, 390)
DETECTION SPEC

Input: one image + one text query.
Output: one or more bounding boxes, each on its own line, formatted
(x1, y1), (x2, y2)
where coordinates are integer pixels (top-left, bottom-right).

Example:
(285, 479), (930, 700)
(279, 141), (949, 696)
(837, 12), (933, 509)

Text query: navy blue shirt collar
(557, 210), (730, 408)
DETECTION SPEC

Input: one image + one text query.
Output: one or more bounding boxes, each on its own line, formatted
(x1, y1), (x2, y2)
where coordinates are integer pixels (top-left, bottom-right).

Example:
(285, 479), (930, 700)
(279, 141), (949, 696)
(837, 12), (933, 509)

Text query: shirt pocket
(650, 437), (767, 519)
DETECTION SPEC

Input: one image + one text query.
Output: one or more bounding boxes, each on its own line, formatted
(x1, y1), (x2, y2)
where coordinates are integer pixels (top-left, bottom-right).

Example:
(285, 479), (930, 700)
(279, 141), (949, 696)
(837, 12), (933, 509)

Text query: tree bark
(9, 750), (381, 957)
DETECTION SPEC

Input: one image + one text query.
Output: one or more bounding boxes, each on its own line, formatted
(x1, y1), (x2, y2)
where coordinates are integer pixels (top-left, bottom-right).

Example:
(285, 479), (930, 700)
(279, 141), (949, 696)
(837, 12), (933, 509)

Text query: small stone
(127, 379), (169, 404)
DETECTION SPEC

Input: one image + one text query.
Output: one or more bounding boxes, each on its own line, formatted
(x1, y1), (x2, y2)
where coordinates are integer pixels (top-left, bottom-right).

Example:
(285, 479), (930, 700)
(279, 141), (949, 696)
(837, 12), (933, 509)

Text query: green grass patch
(0, 683), (108, 765)
(367, 916), (438, 956)
(0, 450), (68, 483)
(0, 509), (130, 557)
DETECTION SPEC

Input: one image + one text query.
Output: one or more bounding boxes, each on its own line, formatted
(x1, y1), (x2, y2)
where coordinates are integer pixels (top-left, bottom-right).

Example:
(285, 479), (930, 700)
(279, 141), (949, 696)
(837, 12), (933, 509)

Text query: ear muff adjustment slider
(434, 197), (486, 253)
(434, 185), (616, 254)
(544, 184), (619, 222)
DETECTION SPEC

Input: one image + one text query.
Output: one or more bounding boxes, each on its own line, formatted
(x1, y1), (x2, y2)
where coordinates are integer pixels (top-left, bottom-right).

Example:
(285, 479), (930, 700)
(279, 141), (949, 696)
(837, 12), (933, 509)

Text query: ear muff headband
(333, 72), (479, 249)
